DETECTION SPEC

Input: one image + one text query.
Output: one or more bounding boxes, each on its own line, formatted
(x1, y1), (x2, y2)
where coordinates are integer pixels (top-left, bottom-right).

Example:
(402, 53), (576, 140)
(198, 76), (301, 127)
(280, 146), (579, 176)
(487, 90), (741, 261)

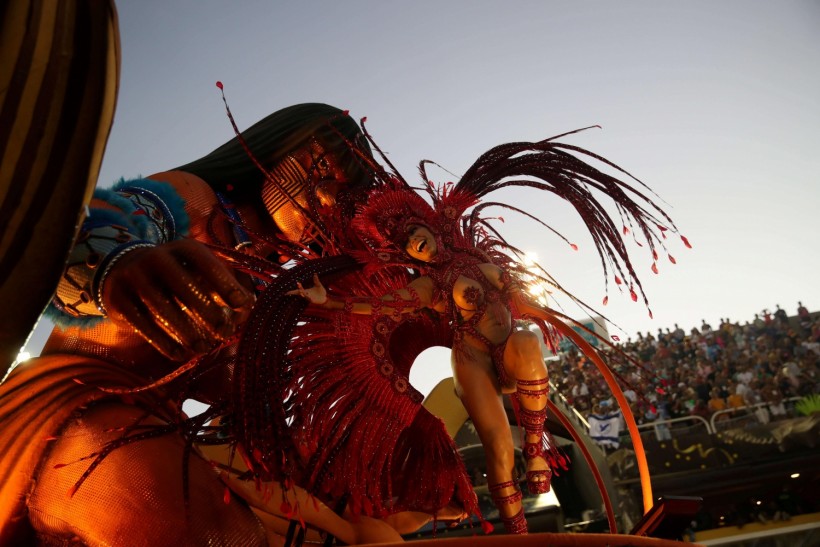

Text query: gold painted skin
(297, 222), (553, 531)
(404, 225), (438, 262)
(98, 138), (351, 362)
(263, 139), (347, 244)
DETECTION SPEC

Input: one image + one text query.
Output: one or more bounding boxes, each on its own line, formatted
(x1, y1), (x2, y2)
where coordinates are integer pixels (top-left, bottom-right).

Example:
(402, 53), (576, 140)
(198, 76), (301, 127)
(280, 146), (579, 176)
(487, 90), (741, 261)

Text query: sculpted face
(291, 139), (347, 208)
(263, 139), (348, 243)
(404, 224), (437, 262)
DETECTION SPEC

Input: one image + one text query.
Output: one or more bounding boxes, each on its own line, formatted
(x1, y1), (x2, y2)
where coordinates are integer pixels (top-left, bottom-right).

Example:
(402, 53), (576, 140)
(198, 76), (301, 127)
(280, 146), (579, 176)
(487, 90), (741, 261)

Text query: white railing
(709, 396), (802, 432)
(638, 415), (713, 436)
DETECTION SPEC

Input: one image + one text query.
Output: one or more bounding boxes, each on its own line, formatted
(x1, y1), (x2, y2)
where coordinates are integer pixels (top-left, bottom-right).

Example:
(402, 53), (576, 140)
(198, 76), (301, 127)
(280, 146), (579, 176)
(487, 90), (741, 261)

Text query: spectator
(774, 304), (788, 326)
(726, 382), (746, 414)
(548, 303), (817, 442)
(694, 376), (712, 403)
(781, 359), (802, 392)
(801, 338), (819, 357)
(736, 363), (754, 386)
(735, 376), (752, 402)
(761, 378), (786, 420)
(707, 389), (729, 422)
(690, 400), (712, 422)
(744, 380), (770, 423)
(653, 397), (673, 441)
(797, 301), (811, 335)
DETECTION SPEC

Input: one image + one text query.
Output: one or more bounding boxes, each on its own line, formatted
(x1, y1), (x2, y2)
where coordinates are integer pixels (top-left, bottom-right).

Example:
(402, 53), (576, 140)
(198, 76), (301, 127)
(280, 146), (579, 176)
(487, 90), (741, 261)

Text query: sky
(23, 1), (820, 396)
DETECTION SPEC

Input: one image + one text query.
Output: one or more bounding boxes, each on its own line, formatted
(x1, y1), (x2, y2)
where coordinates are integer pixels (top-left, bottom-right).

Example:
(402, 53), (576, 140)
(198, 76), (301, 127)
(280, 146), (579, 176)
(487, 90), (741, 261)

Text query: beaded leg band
(488, 480), (528, 534)
(517, 378), (552, 495)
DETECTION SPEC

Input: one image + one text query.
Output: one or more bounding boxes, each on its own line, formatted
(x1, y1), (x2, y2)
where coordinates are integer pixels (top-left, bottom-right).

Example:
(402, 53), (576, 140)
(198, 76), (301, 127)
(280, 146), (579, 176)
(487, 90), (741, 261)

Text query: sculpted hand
(288, 274), (328, 306)
(100, 239), (255, 360)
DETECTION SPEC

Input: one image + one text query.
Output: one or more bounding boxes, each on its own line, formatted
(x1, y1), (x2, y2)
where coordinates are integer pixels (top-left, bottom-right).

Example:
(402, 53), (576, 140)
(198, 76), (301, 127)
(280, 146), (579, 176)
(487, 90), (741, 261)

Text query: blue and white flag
(588, 411), (622, 449)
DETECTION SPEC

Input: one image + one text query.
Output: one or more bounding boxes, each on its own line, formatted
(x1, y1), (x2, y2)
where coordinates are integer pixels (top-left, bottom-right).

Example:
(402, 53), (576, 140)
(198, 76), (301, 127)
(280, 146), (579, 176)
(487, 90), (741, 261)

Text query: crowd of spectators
(549, 302), (820, 437)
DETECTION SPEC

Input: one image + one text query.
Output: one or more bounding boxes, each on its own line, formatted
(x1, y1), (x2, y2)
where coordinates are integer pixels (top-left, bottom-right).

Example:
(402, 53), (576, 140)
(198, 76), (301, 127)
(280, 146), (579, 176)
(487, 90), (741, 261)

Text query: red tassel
(570, 243), (578, 251)
(651, 263), (658, 274)
(668, 254), (677, 264)
(72, 378), (85, 385)
(53, 463), (68, 469)
(623, 226), (629, 235)
(648, 309), (654, 319)
(66, 484), (79, 499)
(602, 296), (608, 306)
(629, 288), (637, 302)
(657, 225), (668, 231)
(215, 81), (223, 90)
(224, 486), (231, 504)
(226, 184), (234, 191)
(614, 276), (622, 285)
(652, 250), (658, 260)
(681, 235), (692, 248)
(361, 116), (367, 123)
(481, 520), (495, 534)
(611, 335), (620, 342)
(261, 485), (273, 505)
(342, 110), (350, 116)
(44, 436), (58, 441)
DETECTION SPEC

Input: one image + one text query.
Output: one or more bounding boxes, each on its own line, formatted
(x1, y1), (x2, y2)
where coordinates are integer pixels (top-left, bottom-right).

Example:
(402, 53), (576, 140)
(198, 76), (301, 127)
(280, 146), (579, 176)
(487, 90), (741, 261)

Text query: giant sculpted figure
(0, 77), (689, 547)
(0, 2), (692, 545)
(0, 102), (419, 545)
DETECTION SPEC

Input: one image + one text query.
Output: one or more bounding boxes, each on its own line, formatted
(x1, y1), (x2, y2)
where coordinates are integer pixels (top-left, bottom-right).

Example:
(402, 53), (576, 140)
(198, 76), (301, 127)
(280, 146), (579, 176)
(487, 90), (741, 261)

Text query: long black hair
(176, 103), (374, 216)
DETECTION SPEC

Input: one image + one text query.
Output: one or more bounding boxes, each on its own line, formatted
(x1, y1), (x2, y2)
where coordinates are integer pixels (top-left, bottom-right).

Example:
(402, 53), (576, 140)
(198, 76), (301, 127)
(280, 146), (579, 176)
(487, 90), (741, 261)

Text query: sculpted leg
(28, 402), (267, 546)
(452, 348), (527, 533)
(504, 330), (552, 494)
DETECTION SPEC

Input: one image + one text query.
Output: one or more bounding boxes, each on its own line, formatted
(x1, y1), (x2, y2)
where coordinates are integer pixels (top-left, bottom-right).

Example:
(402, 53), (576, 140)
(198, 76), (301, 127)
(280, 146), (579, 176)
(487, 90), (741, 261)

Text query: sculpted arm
(290, 274), (435, 314)
(49, 175), (255, 360)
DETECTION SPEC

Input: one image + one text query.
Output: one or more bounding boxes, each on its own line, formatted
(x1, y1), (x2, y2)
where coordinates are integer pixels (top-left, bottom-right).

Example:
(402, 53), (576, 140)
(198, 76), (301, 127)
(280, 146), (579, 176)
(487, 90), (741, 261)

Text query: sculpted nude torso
(296, 225), (553, 534)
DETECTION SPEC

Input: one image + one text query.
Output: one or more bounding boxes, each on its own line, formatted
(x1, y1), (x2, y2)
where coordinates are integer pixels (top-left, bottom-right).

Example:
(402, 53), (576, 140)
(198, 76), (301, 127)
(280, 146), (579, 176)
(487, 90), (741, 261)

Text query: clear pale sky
(25, 1), (820, 396)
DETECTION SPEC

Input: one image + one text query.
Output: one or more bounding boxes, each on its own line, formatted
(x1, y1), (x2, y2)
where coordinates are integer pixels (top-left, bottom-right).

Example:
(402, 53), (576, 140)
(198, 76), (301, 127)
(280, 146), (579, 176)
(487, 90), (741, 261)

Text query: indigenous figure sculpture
(0, 103), (410, 545)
